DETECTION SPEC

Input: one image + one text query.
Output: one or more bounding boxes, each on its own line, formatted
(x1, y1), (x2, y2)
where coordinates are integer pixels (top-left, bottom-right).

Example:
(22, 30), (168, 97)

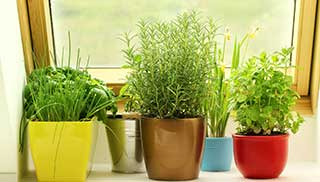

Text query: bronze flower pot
(141, 117), (205, 181)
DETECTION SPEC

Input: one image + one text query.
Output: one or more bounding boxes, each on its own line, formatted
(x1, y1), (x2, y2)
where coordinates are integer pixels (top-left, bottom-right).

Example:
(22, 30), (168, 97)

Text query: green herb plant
(231, 47), (304, 135)
(19, 38), (118, 152)
(122, 11), (217, 119)
(117, 84), (141, 113)
(204, 27), (259, 137)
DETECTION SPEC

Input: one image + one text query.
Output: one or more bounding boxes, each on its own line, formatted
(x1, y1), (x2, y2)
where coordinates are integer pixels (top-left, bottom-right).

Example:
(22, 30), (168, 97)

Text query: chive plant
(122, 11), (217, 119)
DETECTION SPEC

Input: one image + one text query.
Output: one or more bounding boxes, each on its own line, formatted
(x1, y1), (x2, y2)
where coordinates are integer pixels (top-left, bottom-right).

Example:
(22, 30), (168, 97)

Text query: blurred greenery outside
(51, 0), (295, 67)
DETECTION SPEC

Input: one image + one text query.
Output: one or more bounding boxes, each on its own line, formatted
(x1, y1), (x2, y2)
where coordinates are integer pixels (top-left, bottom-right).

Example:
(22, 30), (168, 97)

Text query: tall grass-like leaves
(122, 11), (217, 119)
(204, 33), (250, 137)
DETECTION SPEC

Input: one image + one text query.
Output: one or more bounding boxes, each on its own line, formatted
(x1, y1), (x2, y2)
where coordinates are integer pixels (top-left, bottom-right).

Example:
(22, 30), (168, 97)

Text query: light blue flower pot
(201, 137), (233, 171)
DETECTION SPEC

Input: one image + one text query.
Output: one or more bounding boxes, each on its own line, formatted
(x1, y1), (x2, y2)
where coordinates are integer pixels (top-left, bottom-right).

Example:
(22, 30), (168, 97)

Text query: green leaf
(121, 64), (131, 69)
(231, 37), (240, 70)
(232, 47), (305, 135)
(134, 54), (142, 63)
(248, 108), (259, 121)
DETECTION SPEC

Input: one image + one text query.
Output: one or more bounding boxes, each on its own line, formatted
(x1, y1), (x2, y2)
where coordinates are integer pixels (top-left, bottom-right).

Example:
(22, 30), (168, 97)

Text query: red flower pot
(233, 134), (288, 179)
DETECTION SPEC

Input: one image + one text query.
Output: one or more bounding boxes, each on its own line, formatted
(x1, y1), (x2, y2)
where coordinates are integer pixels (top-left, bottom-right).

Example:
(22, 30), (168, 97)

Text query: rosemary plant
(122, 11), (217, 119)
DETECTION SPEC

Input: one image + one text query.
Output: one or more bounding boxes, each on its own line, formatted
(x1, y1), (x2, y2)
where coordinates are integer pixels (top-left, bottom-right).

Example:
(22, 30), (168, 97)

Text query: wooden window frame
(311, 0), (320, 113)
(295, 0), (317, 96)
(17, 0), (320, 114)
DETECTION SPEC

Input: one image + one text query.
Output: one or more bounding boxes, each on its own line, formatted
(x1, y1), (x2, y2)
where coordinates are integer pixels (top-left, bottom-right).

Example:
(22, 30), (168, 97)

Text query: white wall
(0, 0), (25, 173)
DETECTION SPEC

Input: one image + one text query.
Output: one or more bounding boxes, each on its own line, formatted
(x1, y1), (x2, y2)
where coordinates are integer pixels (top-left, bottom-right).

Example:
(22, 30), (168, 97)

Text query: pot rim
(206, 136), (232, 140)
(141, 117), (204, 121)
(28, 117), (97, 123)
(107, 112), (141, 119)
(232, 133), (289, 139)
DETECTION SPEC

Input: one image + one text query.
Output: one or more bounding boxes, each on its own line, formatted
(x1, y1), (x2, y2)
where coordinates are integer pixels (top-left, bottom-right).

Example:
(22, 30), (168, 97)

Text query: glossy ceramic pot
(29, 118), (97, 182)
(141, 117), (205, 181)
(201, 137), (233, 171)
(105, 113), (145, 173)
(233, 134), (289, 179)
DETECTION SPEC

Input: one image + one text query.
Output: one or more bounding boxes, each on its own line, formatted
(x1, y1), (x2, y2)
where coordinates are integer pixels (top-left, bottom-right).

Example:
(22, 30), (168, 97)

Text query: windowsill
(87, 68), (128, 85)
(15, 162), (320, 182)
(294, 96), (313, 115)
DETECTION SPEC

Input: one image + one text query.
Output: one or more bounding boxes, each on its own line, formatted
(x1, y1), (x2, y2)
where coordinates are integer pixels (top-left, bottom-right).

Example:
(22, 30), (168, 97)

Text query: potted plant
(122, 11), (216, 180)
(201, 31), (239, 171)
(19, 53), (117, 181)
(201, 29), (258, 171)
(104, 84), (145, 173)
(231, 47), (305, 179)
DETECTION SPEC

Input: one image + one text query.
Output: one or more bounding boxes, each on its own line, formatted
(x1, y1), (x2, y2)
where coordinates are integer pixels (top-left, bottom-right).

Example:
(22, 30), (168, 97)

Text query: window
(17, 0), (319, 113)
(50, 0), (295, 67)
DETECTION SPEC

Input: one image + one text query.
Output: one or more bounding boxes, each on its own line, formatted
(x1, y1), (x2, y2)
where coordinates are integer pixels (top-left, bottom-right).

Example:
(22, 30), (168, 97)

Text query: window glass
(51, 0), (295, 67)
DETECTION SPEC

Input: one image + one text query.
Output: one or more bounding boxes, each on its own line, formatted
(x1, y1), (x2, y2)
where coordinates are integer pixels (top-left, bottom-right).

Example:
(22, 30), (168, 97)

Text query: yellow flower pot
(29, 118), (96, 182)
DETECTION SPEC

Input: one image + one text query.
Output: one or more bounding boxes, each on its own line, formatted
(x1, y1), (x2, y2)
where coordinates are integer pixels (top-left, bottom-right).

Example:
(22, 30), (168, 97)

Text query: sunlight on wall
(0, 0), (25, 173)
(317, 90), (320, 163)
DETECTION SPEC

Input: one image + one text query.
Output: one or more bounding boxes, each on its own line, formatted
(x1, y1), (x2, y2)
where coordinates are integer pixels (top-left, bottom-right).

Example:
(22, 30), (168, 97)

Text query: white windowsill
(6, 162), (319, 182)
